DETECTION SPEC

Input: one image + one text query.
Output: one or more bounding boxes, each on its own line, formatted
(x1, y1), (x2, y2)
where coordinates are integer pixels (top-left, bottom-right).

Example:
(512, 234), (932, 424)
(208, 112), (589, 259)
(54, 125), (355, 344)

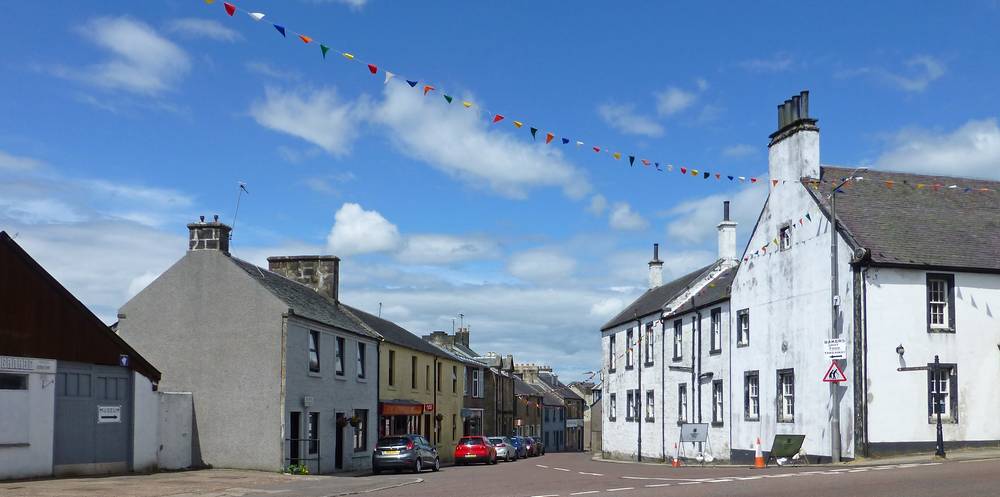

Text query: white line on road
(606, 488), (634, 492)
(621, 476), (707, 481)
(678, 481), (703, 485)
(733, 476), (764, 480)
(645, 483), (672, 488)
(578, 472), (604, 476)
(536, 464), (549, 468)
(705, 479), (734, 482)
(847, 468), (869, 472)
(570, 491), (599, 495)
(553, 467), (571, 472)
(529, 494), (559, 497)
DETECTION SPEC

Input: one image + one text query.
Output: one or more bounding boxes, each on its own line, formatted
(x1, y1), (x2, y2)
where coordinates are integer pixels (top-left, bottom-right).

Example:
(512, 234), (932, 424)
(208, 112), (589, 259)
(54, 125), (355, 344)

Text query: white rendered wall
(729, 179), (856, 460)
(132, 372), (159, 473)
(0, 362), (56, 480)
(864, 268), (1000, 445)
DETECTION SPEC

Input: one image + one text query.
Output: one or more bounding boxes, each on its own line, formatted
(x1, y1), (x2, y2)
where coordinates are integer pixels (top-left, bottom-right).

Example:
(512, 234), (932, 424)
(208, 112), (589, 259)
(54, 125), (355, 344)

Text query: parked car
(534, 437), (546, 455)
(508, 436), (529, 459)
(454, 436), (497, 465)
(372, 435), (440, 474)
(524, 437), (538, 457)
(488, 436), (518, 462)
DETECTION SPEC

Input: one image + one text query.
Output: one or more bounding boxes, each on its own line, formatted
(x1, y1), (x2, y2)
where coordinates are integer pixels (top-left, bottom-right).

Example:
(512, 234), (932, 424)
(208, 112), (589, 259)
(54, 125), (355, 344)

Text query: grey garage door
(54, 362), (131, 474)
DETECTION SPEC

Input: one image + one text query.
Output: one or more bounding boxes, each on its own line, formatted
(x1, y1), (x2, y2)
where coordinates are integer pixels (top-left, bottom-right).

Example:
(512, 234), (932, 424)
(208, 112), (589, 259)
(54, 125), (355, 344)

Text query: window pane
(309, 331), (320, 373)
(0, 373), (27, 390)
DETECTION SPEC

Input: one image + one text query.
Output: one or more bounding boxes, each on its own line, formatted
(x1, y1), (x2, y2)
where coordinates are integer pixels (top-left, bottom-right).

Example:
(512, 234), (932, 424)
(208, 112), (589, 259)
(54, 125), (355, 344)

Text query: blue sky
(3, 0), (999, 380)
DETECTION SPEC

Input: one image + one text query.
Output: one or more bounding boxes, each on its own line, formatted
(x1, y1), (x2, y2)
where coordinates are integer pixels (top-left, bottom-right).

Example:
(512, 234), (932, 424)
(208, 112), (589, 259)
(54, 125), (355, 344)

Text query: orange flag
(545, 132), (554, 144)
(298, 34), (312, 44)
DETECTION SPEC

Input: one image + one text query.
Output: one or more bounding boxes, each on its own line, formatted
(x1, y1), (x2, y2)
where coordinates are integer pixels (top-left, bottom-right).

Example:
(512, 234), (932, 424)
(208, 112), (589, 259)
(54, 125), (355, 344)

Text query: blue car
(508, 436), (529, 459)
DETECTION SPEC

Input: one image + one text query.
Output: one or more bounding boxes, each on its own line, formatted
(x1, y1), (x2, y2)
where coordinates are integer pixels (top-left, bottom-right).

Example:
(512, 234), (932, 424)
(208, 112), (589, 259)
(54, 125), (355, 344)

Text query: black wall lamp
(896, 344), (905, 357)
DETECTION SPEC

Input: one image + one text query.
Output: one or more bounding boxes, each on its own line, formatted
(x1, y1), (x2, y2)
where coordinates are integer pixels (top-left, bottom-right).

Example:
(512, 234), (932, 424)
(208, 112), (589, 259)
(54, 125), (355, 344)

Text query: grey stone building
(117, 218), (380, 474)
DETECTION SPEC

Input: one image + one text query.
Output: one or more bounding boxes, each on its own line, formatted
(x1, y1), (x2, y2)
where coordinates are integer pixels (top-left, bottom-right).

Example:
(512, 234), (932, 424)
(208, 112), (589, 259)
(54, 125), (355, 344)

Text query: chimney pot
(723, 201), (730, 221)
(800, 90), (809, 118)
(648, 243), (664, 289)
(791, 95), (801, 121)
(717, 201), (737, 263)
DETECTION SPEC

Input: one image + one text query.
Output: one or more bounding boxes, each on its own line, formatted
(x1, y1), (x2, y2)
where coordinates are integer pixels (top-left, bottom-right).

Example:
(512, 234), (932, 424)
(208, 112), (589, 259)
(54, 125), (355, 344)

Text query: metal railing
(285, 437), (321, 473)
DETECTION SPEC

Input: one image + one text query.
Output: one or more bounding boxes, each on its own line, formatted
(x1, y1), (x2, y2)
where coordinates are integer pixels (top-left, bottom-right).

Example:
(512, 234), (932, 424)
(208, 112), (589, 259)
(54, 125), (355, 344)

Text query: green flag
(443, 95), (453, 104)
(320, 44), (330, 58)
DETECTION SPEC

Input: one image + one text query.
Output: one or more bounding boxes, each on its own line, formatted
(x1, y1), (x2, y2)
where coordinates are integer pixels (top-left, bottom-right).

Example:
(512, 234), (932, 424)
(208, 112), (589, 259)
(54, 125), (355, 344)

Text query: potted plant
(336, 417), (349, 428)
(349, 415), (362, 428)
(435, 413), (444, 422)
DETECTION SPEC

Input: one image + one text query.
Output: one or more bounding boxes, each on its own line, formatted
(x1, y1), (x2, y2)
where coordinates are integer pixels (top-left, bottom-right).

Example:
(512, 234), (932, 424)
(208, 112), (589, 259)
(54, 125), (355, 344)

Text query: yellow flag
(691, 169), (699, 176)
(205, 0), (216, 4)
(613, 152), (622, 160)
(513, 121), (523, 128)
(342, 53), (355, 60)
(916, 183), (925, 189)
(462, 101), (472, 108)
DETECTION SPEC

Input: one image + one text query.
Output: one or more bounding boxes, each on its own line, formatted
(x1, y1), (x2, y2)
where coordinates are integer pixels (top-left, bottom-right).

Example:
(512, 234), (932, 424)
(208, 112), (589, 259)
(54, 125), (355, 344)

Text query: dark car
(372, 435), (440, 474)
(454, 436), (497, 465)
(534, 437), (546, 455)
(524, 437), (537, 457)
(508, 436), (528, 459)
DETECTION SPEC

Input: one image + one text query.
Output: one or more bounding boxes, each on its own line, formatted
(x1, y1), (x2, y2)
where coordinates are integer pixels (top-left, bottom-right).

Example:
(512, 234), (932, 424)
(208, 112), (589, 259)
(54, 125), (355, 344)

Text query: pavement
(4, 450), (1000, 497)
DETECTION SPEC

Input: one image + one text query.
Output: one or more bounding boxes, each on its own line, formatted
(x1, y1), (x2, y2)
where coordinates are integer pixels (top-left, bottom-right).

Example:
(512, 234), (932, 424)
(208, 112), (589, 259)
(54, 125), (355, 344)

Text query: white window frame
(308, 330), (321, 373)
(644, 322), (654, 365)
(777, 369), (794, 422)
(472, 369), (482, 398)
(928, 364), (958, 423)
(673, 320), (683, 361)
(608, 335), (617, 372)
(678, 383), (688, 423)
(609, 393), (616, 421)
(745, 371), (760, 421)
(625, 329), (634, 369)
(710, 308), (722, 353)
(712, 380), (723, 425)
(626, 390), (634, 421)
(737, 309), (750, 347)
(779, 225), (792, 251)
(356, 342), (366, 379)
(645, 390), (654, 422)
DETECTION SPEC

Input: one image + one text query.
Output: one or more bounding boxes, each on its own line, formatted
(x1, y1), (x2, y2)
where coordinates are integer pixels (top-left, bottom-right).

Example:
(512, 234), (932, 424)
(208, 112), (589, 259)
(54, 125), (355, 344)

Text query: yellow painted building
(344, 306), (465, 462)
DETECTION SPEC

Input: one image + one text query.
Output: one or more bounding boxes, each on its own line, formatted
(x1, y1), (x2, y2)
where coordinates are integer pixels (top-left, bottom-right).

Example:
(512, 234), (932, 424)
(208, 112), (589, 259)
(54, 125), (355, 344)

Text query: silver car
(487, 436), (518, 462)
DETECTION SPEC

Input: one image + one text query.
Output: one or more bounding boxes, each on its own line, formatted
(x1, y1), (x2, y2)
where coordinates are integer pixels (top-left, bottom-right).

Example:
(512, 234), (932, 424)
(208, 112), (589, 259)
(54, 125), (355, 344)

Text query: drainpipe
(660, 314), (667, 462)
(433, 357), (438, 446)
(636, 316), (642, 462)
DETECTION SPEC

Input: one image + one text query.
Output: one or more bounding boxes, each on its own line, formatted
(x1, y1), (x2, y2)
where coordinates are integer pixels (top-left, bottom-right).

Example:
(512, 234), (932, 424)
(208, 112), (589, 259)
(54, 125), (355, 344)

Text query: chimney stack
(456, 326), (471, 348)
(769, 90), (820, 182)
(717, 201), (737, 263)
(267, 255), (340, 302)
(187, 215), (232, 254)
(647, 243), (664, 289)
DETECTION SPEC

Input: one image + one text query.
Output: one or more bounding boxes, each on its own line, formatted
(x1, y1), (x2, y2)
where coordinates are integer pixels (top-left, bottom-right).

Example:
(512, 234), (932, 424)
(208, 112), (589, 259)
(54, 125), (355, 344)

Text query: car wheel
(372, 466), (381, 475)
(506, 453), (512, 462)
(432, 458), (440, 472)
(414, 458), (422, 473)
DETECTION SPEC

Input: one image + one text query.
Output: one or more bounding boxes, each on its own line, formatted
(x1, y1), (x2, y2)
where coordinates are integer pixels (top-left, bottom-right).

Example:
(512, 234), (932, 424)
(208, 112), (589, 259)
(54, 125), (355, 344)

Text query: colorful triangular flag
(531, 128), (538, 139)
(513, 121), (523, 128)
(320, 44), (330, 58)
(248, 12), (265, 21)
(680, 167), (687, 174)
(367, 64), (378, 74)
(443, 95), (453, 103)
(805, 213), (812, 221)
(561, 138), (569, 144)
(628, 156), (635, 166)
(613, 152), (622, 160)
(704, 172), (710, 179)
(772, 179), (779, 187)
(545, 132), (554, 144)
(406, 80), (418, 87)
(423, 85), (435, 95)
(224, 2), (236, 16)
(299, 34), (312, 44)
(273, 24), (286, 37)
(342, 53), (355, 60)
(384, 71), (395, 84)
(462, 101), (472, 108)
(592, 146), (600, 152)
(492, 114), (504, 123)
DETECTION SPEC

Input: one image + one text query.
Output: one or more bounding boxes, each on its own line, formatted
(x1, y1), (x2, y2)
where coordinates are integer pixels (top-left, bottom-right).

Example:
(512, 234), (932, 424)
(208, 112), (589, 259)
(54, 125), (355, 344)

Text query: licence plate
(383, 450), (400, 455)
(464, 454), (477, 458)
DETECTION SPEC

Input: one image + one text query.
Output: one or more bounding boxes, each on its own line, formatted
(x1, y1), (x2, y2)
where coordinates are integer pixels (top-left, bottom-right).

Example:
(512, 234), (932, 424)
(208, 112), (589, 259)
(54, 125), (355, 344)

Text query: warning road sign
(823, 361), (847, 383)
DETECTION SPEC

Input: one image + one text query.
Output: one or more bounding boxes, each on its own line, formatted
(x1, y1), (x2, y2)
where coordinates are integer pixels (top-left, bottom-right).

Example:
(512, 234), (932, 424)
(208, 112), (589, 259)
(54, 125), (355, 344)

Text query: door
(423, 414), (431, 443)
(289, 412), (301, 465)
(53, 363), (131, 474)
(335, 413), (345, 470)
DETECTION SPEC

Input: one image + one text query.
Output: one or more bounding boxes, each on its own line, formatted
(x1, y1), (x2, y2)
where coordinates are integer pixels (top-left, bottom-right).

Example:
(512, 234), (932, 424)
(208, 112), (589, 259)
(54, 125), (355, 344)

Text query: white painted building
(728, 91), (1000, 462)
(600, 205), (739, 462)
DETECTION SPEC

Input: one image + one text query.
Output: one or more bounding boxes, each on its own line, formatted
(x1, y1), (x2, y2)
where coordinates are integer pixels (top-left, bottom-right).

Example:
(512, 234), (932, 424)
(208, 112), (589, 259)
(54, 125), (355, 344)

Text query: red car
(454, 436), (497, 465)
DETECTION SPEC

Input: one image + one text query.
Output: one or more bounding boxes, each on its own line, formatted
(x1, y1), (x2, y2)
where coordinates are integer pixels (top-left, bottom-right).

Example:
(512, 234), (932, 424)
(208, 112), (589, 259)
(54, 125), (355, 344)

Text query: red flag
(680, 167), (687, 174)
(423, 85), (435, 95)
(545, 132), (554, 144)
(368, 64), (378, 74)
(751, 177), (758, 183)
(641, 159), (650, 166)
(593, 147), (600, 153)
(772, 179), (779, 187)
(492, 114), (504, 123)
(715, 173), (721, 180)
(224, 2), (236, 15)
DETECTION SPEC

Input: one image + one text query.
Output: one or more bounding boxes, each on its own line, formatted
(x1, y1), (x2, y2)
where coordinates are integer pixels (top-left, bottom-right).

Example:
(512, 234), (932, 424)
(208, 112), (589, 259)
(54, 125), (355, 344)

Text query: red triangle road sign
(823, 361), (847, 383)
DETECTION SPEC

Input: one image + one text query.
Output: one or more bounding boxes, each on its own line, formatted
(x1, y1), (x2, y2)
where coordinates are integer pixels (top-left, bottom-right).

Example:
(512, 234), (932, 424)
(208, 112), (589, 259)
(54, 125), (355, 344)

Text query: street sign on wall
(823, 361), (847, 383)
(823, 338), (847, 360)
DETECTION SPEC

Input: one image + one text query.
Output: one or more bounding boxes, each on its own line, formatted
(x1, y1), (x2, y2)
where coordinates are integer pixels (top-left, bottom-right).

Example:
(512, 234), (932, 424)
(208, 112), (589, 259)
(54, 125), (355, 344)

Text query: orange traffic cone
(671, 443), (681, 468)
(753, 437), (766, 469)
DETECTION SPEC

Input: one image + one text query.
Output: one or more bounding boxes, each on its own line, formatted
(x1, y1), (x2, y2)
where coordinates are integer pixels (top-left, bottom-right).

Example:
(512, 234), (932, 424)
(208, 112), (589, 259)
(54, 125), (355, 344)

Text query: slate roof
(538, 371), (584, 402)
(666, 266), (737, 317)
(341, 304), (448, 357)
(601, 261), (719, 331)
(809, 166), (1000, 272)
(514, 375), (546, 397)
(230, 258), (378, 339)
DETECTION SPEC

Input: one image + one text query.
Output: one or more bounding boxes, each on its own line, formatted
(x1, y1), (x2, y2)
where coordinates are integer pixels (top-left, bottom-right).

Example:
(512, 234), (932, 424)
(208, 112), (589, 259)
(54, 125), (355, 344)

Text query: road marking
(536, 464), (549, 468)
(578, 472), (604, 476)
(553, 467), (571, 472)
(959, 458), (1000, 464)
(678, 481), (703, 485)
(622, 476), (706, 481)
(847, 468), (869, 473)
(705, 479), (733, 482)
(764, 473), (796, 478)
(734, 476), (764, 480)
(827, 468), (852, 472)
(570, 491), (599, 495)
(644, 483), (672, 488)
(529, 495), (559, 497)
(606, 488), (634, 492)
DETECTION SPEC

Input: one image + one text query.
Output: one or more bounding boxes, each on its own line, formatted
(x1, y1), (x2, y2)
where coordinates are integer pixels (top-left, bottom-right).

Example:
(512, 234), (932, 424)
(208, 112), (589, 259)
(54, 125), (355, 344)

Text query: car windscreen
(459, 437), (484, 446)
(377, 437), (409, 447)
(487, 438), (505, 444)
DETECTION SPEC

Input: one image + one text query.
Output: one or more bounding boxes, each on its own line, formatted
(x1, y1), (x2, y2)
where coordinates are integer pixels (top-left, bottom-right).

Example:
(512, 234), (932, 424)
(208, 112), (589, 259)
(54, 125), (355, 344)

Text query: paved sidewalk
(0, 469), (421, 497)
(592, 446), (1000, 469)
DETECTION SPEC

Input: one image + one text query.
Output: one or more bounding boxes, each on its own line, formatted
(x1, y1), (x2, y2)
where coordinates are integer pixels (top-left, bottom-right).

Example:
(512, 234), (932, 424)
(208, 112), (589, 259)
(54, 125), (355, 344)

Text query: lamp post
(933, 355), (946, 458)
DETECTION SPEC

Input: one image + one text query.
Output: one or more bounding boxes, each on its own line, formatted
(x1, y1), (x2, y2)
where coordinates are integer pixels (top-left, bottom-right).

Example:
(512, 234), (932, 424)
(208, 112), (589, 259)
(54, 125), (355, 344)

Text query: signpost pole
(829, 189), (842, 463)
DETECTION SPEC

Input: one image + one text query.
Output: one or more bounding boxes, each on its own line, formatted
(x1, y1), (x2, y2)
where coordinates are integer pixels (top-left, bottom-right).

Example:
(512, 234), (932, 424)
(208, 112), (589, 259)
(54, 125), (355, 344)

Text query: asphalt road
(364, 452), (1000, 497)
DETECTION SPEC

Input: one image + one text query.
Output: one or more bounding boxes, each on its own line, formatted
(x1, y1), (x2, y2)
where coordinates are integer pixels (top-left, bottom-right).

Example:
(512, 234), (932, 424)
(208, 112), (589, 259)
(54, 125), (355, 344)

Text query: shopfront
(379, 401), (424, 437)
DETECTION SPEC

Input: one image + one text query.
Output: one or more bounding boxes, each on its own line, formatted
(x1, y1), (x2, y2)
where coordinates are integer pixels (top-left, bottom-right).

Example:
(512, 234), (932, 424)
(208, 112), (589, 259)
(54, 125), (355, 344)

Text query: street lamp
(895, 344), (905, 357)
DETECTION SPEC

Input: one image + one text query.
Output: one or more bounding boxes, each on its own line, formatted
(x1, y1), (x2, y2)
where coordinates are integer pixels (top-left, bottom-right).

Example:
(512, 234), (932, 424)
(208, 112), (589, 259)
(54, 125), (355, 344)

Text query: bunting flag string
(207, 1), (996, 195)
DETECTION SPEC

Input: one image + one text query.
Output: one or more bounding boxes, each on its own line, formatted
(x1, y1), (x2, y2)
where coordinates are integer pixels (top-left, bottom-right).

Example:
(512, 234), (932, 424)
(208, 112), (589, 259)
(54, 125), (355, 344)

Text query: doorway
(335, 413), (345, 470)
(289, 412), (301, 465)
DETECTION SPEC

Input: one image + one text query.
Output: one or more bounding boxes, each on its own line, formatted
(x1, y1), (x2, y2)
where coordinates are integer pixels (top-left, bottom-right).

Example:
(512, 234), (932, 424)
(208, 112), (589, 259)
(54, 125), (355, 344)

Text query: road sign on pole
(823, 361), (847, 383)
(823, 338), (847, 360)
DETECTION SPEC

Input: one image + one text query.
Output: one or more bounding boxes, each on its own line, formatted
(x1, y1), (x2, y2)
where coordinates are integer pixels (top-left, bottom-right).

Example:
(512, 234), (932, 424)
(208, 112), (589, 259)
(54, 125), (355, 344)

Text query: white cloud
(597, 103), (664, 137)
(608, 202), (649, 231)
(655, 87), (698, 116)
(876, 118), (1000, 180)
(721, 144), (757, 158)
(605, 248), (715, 289)
(739, 54), (794, 72)
(589, 297), (627, 318)
(665, 185), (768, 246)
(246, 61), (301, 81)
(842, 55), (946, 93)
(373, 84), (590, 199)
(249, 86), (369, 157)
(63, 17), (191, 95)
(165, 18), (242, 42)
(587, 194), (608, 216)
(396, 234), (499, 265)
(507, 249), (576, 283)
(326, 203), (400, 256)
(0, 150), (45, 171)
